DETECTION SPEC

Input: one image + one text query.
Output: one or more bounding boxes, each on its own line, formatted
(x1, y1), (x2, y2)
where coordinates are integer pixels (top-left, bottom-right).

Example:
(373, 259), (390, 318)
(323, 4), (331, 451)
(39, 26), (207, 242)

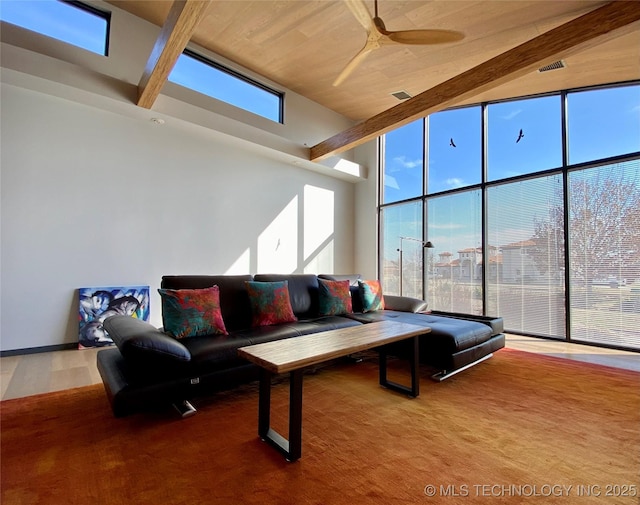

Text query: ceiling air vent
(538, 60), (566, 73)
(391, 90), (412, 100)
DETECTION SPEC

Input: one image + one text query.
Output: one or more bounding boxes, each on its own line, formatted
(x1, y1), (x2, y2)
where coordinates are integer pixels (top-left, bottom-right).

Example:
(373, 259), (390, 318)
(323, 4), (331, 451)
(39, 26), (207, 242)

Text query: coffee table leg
(258, 368), (272, 439)
(379, 336), (420, 397)
(287, 369), (303, 462)
(409, 335), (419, 397)
(257, 367), (303, 462)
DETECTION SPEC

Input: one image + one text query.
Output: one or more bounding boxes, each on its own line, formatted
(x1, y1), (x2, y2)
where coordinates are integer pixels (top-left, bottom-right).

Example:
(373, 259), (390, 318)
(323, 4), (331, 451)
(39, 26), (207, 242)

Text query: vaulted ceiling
(109, 1), (639, 159)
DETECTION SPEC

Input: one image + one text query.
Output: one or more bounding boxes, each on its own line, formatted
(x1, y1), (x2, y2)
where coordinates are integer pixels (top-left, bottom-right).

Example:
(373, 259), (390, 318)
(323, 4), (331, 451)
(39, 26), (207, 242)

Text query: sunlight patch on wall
(304, 186), (334, 266)
(304, 239), (334, 274)
(324, 157), (363, 178)
(225, 247), (251, 274)
(258, 196), (298, 273)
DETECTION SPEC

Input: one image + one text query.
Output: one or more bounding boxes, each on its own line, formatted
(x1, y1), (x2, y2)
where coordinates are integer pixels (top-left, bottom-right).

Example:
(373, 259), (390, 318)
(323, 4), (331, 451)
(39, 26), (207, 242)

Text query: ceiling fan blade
(344, 0), (373, 31)
(336, 0), (464, 84)
(385, 29), (465, 45)
(333, 44), (375, 86)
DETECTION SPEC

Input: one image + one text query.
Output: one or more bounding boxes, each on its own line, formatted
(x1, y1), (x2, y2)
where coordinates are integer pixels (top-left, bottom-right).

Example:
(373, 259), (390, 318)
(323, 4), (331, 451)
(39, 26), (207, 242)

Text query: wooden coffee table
(237, 320), (431, 461)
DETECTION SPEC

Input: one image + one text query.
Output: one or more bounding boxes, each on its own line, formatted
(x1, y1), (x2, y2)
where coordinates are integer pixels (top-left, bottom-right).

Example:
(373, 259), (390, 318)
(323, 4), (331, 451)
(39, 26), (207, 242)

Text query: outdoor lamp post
(398, 236), (434, 296)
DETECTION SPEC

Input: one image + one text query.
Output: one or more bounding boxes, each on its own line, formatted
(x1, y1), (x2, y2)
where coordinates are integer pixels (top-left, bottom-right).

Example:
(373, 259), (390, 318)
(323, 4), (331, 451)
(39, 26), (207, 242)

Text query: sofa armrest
(103, 315), (191, 365)
(383, 295), (428, 313)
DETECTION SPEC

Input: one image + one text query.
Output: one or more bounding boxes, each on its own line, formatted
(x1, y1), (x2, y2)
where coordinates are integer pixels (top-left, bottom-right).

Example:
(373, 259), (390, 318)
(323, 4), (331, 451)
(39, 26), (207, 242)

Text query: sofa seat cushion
(346, 310), (492, 353)
(430, 310), (504, 336)
(234, 324), (302, 346)
(235, 317), (362, 346)
(287, 316), (362, 336)
(182, 334), (254, 374)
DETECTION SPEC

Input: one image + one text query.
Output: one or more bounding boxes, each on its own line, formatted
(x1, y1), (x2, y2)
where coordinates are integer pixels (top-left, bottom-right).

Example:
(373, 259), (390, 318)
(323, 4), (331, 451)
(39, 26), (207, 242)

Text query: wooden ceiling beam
(137, 0), (210, 109)
(310, 1), (640, 161)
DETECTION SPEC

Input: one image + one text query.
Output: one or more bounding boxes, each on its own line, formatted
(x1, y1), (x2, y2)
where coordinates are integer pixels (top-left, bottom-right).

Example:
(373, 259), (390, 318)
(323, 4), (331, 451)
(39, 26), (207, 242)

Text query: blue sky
(1, 0), (108, 55)
(428, 106), (481, 192)
(168, 53), (281, 123)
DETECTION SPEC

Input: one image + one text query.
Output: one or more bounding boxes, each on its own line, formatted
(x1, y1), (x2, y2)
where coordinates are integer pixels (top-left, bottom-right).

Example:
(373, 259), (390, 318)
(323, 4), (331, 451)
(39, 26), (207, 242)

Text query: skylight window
(0, 0), (110, 56)
(169, 49), (284, 124)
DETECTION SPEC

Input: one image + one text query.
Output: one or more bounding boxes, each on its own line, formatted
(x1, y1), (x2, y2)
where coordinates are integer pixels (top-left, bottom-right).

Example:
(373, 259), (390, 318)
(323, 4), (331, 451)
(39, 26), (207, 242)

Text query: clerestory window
(169, 49), (284, 124)
(0, 0), (110, 56)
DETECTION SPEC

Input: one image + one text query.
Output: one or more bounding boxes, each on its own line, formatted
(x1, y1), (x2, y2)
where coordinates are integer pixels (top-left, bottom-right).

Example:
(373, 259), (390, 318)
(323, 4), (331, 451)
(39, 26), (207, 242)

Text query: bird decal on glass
(516, 129), (524, 143)
(449, 138), (456, 148)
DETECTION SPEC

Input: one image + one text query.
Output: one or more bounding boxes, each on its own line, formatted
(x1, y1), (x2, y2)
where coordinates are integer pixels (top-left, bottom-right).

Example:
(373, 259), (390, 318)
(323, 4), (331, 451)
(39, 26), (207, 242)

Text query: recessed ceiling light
(150, 118), (165, 125)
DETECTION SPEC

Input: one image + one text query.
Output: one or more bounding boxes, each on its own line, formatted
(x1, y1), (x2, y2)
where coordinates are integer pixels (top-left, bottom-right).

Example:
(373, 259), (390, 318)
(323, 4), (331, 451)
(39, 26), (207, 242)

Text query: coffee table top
(237, 320), (430, 374)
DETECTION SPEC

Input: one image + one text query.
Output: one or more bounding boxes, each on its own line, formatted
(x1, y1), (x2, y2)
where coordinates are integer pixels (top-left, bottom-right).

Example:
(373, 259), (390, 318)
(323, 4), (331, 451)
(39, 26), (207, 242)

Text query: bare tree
(532, 162), (640, 284)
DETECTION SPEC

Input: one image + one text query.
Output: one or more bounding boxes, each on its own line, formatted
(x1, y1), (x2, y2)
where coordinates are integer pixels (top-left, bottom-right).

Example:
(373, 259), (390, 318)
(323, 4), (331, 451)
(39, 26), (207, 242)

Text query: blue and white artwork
(78, 286), (150, 349)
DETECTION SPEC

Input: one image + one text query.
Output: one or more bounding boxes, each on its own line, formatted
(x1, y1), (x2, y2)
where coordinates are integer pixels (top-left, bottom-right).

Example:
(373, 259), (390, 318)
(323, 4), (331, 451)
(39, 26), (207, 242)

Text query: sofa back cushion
(161, 275), (254, 331)
(253, 274), (319, 319)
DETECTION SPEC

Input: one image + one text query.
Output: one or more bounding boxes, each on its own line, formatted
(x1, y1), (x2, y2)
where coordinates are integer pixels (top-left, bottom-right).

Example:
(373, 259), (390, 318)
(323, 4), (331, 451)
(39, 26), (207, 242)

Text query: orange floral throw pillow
(358, 279), (385, 312)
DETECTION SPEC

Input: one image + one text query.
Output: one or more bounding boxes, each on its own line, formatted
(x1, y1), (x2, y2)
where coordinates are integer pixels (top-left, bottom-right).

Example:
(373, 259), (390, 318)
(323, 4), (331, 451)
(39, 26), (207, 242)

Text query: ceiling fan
(334, 0), (465, 86)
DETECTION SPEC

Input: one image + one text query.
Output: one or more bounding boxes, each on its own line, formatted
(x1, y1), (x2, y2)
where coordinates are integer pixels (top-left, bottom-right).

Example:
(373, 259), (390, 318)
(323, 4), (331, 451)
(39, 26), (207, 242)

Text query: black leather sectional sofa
(97, 273), (505, 417)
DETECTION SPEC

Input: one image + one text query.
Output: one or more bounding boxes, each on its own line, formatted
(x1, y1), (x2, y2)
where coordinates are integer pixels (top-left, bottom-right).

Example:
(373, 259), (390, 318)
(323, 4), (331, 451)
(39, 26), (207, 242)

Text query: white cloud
(446, 177), (465, 188)
(500, 109), (522, 120)
(430, 223), (464, 230)
(392, 156), (422, 170)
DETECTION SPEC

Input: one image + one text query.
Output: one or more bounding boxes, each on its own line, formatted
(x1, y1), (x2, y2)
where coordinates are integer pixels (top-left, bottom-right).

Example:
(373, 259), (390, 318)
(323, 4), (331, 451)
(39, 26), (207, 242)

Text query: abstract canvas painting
(78, 286), (150, 349)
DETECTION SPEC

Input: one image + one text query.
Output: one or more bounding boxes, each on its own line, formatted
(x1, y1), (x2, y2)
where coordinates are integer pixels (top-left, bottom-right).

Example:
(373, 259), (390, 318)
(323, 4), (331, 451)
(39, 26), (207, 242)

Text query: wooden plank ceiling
(111, 0), (639, 157)
(311, 2), (640, 159)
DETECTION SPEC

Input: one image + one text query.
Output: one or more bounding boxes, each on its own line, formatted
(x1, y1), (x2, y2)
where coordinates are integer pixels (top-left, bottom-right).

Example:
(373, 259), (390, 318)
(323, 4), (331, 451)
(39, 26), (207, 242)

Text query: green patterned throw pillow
(245, 281), (298, 327)
(158, 286), (228, 339)
(318, 278), (352, 316)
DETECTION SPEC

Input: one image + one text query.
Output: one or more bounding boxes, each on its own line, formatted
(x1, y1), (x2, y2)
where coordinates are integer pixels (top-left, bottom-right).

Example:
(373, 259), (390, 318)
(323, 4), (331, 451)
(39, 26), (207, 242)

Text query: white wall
(354, 143), (379, 280)
(0, 83), (357, 351)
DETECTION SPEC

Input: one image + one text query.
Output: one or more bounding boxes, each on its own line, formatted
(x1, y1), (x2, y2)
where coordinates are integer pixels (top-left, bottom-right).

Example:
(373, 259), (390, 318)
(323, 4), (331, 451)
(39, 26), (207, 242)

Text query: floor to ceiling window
(380, 201), (423, 299)
(568, 161), (640, 347)
(486, 175), (566, 337)
(428, 190), (482, 314)
(379, 81), (640, 350)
